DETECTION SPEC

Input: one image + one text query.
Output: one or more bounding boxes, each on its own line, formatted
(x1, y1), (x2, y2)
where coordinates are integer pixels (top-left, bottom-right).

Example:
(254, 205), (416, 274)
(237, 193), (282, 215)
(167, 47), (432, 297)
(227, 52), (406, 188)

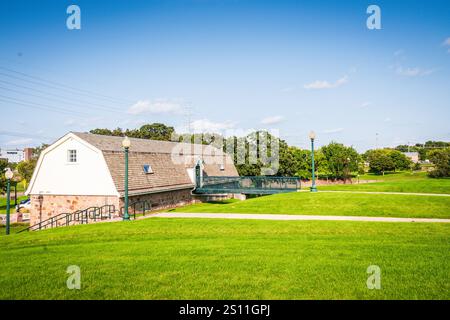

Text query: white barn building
(26, 132), (238, 226)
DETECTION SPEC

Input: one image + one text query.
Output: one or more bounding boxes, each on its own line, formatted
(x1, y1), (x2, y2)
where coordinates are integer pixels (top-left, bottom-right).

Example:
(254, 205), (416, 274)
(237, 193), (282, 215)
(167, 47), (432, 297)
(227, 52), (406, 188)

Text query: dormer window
(67, 150), (77, 163)
(219, 164), (225, 171)
(143, 164), (154, 174)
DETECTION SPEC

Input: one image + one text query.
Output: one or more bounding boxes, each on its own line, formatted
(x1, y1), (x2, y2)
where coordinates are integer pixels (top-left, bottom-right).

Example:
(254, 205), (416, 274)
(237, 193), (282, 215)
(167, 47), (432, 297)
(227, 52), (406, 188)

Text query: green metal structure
(194, 163), (300, 195)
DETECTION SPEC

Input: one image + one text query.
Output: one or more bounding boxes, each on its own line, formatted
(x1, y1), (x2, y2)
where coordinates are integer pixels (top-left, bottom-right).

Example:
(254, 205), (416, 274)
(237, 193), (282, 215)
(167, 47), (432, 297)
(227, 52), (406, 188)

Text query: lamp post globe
(122, 137), (131, 221)
(309, 131), (318, 192)
(122, 136), (131, 149)
(4, 168), (13, 235)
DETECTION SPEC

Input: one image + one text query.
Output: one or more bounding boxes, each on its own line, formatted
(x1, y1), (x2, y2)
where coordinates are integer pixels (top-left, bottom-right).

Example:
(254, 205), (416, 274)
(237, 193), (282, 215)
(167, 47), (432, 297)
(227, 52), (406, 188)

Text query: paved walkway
(150, 212), (450, 223)
(300, 190), (450, 197)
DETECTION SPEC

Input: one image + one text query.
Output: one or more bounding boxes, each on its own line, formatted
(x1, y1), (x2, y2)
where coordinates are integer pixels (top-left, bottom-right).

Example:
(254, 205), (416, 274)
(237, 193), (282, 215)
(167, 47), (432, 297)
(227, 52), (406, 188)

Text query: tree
(320, 142), (359, 180)
(16, 159), (37, 184)
(427, 148), (450, 178)
(388, 150), (412, 171)
(89, 128), (113, 136)
(32, 143), (49, 159)
(134, 123), (175, 141)
(0, 159), (7, 194)
(366, 149), (395, 175)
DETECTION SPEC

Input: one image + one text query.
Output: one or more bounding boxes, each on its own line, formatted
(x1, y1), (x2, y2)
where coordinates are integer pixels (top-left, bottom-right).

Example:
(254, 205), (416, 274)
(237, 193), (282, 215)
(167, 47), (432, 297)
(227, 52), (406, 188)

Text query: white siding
(26, 134), (119, 196)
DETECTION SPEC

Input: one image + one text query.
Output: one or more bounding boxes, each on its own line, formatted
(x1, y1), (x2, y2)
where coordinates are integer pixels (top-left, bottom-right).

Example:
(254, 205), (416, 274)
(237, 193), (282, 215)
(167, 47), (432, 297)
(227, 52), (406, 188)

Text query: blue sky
(0, 0), (449, 151)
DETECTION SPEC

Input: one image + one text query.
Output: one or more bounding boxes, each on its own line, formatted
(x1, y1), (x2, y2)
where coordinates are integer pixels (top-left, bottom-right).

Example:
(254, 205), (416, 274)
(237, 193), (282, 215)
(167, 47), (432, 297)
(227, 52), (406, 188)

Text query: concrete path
(150, 212), (450, 223)
(300, 190), (450, 197)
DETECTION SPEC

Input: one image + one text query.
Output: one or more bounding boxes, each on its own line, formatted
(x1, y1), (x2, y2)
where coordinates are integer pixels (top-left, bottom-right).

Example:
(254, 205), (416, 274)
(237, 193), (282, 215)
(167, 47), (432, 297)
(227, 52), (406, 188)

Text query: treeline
(395, 141), (450, 160)
(89, 123), (449, 179)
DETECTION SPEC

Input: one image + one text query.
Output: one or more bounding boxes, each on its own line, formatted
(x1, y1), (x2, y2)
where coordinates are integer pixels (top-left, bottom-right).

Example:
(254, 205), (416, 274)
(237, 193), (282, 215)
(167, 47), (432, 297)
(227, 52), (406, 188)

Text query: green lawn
(169, 192), (450, 219)
(0, 218), (448, 299)
(0, 196), (27, 214)
(0, 223), (29, 235)
(319, 172), (450, 194)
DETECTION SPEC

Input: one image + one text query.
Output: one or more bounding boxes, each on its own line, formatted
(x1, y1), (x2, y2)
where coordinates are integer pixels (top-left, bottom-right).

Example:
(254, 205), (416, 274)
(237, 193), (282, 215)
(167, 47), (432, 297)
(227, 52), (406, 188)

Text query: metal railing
(196, 176), (300, 194)
(119, 200), (151, 220)
(18, 204), (116, 233)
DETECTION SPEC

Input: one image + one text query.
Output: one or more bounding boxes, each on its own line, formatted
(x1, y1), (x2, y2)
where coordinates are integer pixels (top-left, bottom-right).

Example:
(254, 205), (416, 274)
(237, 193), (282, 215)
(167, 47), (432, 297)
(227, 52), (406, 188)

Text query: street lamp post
(309, 131), (317, 192)
(122, 136), (131, 221)
(4, 168), (13, 235)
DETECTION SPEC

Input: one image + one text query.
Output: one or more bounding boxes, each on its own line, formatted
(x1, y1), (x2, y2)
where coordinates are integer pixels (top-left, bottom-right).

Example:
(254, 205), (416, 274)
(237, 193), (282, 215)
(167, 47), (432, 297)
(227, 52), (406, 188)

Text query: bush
(427, 149), (450, 178)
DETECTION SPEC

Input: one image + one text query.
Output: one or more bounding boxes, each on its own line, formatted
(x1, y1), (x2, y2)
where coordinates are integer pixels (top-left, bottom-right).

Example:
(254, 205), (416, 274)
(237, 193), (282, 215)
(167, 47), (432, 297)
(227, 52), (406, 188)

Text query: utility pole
(375, 133), (379, 149)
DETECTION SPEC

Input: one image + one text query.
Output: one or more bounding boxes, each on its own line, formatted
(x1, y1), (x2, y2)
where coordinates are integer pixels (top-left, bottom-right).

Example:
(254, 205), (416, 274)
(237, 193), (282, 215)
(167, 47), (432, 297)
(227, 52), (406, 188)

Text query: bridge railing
(197, 176), (300, 194)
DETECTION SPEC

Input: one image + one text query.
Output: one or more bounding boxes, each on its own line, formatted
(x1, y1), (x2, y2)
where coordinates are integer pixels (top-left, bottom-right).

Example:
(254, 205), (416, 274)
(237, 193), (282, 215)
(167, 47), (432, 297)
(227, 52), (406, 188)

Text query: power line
(0, 71), (131, 109)
(0, 84), (126, 115)
(0, 130), (55, 141)
(0, 66), (134, 105)
(0, 78), (126, 112)
(0, 95), (87, 116)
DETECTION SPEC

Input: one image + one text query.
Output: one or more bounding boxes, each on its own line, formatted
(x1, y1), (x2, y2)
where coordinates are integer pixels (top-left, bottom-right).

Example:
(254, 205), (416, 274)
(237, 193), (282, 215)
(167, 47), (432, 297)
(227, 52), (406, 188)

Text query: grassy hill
(319, 172), (450, 194)
(169, 192), (450, 219)
(0, 218), (449, 299)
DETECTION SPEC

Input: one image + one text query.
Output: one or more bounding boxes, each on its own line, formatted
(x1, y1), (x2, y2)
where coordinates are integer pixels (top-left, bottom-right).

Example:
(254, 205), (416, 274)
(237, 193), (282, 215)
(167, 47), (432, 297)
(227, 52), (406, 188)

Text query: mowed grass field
(319, 172), (450, 194)
(169, 192), (450, 219)
(0, 218), (449, 300)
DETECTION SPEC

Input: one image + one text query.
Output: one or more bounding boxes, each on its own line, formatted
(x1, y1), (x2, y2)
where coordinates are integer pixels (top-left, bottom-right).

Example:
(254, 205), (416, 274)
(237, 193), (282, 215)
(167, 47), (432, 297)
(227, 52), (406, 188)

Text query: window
(143, 164), (154, 174)
(67, 150), (77, 163)
(219, 164), (225, 171)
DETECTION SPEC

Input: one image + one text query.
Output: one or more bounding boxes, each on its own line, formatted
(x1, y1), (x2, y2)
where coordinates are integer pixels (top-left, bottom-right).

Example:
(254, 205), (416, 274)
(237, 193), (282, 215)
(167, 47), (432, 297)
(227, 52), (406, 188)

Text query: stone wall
(29, 194), (119, 226)
(121, 188), (197, 212)
(301, 179), (377, 187)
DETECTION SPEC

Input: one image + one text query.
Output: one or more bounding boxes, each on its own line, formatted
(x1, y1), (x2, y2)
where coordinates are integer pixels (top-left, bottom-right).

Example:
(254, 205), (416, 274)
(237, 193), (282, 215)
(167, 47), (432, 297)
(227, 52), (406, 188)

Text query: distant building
(403, 152), (419, 163)
(0, 148), (25, 163)
(23, 148), (33, 161)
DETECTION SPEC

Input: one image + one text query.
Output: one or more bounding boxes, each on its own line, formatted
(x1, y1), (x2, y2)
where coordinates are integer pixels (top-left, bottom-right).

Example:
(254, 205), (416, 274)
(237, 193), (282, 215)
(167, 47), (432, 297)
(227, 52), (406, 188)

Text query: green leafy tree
(320, 142), (359, 180)
(32, 143), (49, 159)
(427, 148), (450, 178)
(89, 128), (114, 136)
(134, 123), (175, 141)
(388, 150), (413, 171)
(366, 149), (395, 175)
(16, 159), (37, 184)
(0, 159), (8, 194)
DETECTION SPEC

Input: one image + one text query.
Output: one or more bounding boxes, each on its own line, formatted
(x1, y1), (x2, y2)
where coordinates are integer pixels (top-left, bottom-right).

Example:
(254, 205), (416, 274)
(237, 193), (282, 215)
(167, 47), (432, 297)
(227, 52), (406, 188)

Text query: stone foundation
(28, 188), (239, 227)
(121, 188), (198, 212)
(301, 179), (377, 187)
(29, 194), (119, 226)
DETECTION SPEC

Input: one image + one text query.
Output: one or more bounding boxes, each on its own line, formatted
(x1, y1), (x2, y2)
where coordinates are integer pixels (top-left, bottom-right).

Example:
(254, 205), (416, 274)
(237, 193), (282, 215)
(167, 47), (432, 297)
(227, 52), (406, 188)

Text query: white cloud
(360, 101), (371, 108)
(395, 66), (434, 77)
(261, 115), (284, 125)
(188, 119), (236, 133)
(304, 76), (348, 90)
(384, 117), (392, 122)
(323, 128), (344, 134)
(6, 138), (33, 146)
(128, 99), (184, 115)
(443, 37), (450, 53)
